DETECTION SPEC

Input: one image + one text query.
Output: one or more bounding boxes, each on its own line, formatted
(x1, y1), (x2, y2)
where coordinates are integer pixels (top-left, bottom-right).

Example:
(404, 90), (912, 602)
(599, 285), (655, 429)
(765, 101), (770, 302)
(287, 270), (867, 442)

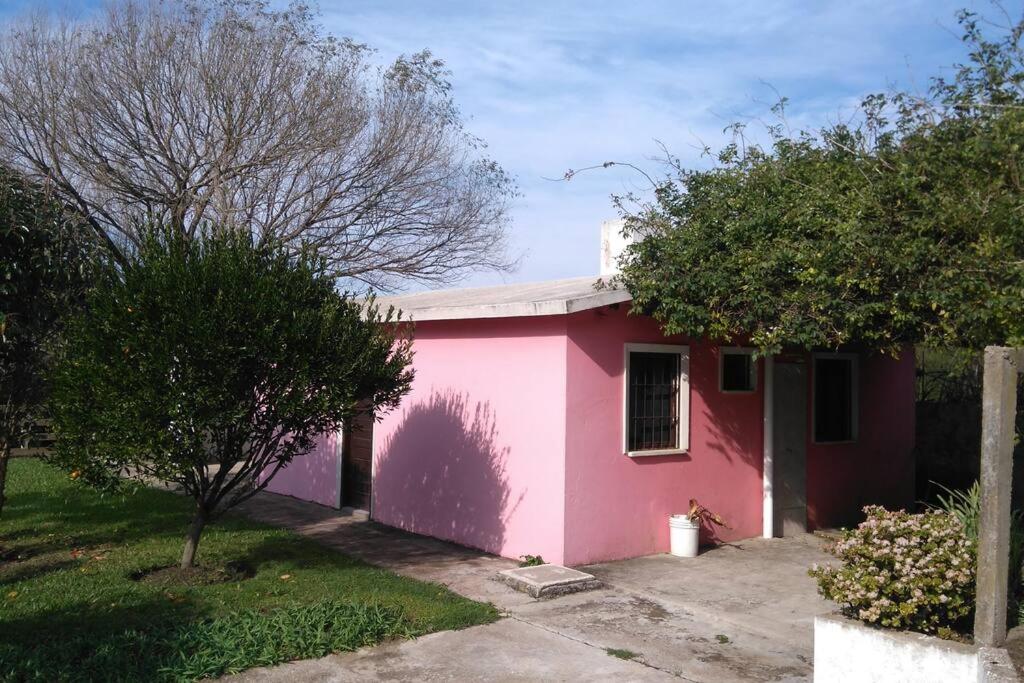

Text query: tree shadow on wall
(691, 361), (764, 545)
(374, 391), (522, 556)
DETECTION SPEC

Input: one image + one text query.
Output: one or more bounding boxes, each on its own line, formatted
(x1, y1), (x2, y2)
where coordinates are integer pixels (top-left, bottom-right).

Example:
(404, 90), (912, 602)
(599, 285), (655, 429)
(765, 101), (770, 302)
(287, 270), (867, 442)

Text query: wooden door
(773, 362), (808, 536)
(341, 413), (373, 511)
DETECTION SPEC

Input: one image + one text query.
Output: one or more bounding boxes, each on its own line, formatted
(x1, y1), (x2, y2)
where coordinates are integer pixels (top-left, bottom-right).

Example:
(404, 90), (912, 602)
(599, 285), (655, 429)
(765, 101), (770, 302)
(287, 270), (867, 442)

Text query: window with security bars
(627, 351), (681, 452)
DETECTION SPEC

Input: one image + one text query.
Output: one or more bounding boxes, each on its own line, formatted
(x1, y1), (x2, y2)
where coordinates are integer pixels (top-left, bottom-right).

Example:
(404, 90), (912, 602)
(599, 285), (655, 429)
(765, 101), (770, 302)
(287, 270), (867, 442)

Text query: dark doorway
(341, 413), (374, 511)
(773, 361), (808, 536)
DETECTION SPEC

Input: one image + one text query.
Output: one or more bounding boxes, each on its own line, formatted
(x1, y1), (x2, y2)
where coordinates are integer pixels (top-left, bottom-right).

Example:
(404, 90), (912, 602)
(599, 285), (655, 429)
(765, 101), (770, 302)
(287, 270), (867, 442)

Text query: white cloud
(312, 0), (988, 288)
(5, 0), (989, 288)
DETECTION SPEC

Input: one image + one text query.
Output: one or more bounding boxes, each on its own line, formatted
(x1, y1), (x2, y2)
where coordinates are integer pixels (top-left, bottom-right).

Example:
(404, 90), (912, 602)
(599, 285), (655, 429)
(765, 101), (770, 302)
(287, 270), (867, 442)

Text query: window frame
(622, 343), (690, 457)
(811, 352), (859, 445)
(719, 347), (757, 394)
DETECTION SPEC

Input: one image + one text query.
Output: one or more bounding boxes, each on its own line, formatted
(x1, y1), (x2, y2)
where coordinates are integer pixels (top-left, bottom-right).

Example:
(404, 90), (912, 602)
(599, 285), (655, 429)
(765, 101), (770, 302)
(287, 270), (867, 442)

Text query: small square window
(814, 355), (858, 443)
(720, 350), (756, 393)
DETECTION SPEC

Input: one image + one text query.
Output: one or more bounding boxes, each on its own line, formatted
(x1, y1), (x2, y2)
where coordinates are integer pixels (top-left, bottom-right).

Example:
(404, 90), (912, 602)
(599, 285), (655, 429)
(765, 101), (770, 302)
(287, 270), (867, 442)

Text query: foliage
(618, 9), (1024, 353)
(48, 227), (413, 567)
(686, 498), (729, 528)
(0, 164), (94, 514)
(0, 459), (498, 682)
(6, 601), (410, 683)
(930, 480), (1024, 619)
(604, 648), (640, 660)
(810, 506), (976, 635)
(916, 348), (984, 405)
(0, 0), (514, 288)
(518, 554), (545, 567)
(932, 481), (984, 539)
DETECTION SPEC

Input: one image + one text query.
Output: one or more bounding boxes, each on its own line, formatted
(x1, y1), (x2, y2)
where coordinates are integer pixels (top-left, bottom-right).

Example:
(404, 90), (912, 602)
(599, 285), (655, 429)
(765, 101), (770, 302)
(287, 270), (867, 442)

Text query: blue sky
(314, 0), (998, 288)
(3, 1), (1016, 288)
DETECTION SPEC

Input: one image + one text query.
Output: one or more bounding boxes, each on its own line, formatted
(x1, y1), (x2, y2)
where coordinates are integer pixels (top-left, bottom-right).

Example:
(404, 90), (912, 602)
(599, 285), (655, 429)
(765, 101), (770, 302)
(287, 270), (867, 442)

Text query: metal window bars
(628, 352), (680, 451)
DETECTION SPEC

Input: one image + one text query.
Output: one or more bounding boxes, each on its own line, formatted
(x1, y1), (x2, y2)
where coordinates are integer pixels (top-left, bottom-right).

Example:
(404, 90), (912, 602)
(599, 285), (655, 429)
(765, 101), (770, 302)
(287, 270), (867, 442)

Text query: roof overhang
(372, 276), (632, 322)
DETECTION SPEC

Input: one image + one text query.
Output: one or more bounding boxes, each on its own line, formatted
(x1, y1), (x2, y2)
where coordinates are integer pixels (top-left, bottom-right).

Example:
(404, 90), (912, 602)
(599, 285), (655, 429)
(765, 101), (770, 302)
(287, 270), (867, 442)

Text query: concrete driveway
(231, 493), (834, 682)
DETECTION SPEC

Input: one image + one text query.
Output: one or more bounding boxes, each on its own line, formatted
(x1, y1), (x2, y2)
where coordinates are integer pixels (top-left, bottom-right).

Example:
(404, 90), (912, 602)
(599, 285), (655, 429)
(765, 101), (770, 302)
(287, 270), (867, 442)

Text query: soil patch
(0, 546), (29, 562)
(132, 560), (255, 586)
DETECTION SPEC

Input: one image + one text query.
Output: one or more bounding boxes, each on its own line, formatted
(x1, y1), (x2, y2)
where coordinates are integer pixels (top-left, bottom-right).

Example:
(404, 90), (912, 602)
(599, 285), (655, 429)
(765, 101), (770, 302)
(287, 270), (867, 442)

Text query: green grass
(518, 554), (545, 567)
(0, 459), (499, 682)
(604, 647), (640, 660)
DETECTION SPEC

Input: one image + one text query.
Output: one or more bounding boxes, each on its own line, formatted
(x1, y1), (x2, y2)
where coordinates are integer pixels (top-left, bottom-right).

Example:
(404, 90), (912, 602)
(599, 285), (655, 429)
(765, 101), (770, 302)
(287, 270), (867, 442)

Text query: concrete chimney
(600, 219), (630, 276)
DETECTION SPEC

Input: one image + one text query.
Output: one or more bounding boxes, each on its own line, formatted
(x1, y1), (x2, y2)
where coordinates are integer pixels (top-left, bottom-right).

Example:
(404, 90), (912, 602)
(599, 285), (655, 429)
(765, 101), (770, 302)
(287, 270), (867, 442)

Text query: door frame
(337, 416), (374, 513)
(762, 354), (810, 537)
(339, 430), (352, 509)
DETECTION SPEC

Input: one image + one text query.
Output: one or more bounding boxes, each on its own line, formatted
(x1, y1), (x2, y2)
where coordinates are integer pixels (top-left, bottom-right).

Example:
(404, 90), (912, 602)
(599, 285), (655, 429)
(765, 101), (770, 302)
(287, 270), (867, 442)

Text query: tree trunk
(180, 507), (207, 569)
(0, 440), (9, 518)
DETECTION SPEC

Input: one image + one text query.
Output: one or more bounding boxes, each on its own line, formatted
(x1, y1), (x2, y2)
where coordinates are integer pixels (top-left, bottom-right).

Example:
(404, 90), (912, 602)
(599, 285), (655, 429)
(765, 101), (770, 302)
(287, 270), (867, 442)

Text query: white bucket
(669, 515), (700, 557)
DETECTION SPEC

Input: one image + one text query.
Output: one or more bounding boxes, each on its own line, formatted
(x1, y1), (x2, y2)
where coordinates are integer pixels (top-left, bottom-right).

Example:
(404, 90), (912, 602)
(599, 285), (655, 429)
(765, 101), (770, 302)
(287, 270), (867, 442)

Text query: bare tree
(0, 0), (514, 290)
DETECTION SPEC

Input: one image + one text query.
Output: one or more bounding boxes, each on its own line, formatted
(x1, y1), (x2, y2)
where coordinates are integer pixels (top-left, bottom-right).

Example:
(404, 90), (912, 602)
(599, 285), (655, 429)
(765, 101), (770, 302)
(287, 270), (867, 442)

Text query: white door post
(763, 354), (775, 538)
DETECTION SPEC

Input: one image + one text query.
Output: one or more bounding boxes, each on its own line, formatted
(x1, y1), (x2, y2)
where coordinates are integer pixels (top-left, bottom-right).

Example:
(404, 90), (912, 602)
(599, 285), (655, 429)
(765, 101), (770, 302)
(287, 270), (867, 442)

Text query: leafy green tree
(0, 166), (94, 516)
(49, 229), (413, 568)
(618, 9), (1024, 354)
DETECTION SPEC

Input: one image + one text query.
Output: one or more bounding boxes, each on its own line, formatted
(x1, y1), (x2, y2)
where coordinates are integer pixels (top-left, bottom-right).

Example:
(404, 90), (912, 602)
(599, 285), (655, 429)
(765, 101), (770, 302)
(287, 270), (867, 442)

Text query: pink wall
(262, 432), (340, 508)
(806, 349), (916, 530)
(365, 306), (915, 566)
(372, 316), (570, 564)
(563, 306), (765, 565)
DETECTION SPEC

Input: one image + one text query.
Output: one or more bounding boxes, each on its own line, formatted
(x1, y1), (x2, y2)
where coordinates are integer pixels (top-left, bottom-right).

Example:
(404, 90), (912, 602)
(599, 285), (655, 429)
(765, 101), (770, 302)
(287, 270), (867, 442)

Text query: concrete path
(229, 493), (834, 682)
(233, 493), (531, 611)
(236, 619), (675, 682)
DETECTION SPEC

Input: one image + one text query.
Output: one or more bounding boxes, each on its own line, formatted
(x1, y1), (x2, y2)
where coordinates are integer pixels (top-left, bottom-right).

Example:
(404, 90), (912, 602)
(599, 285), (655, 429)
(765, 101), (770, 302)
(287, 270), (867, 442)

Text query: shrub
(810, 506), (975, 635)
(49, 227), (413, 569)
(933, 480), (1024, 582)
(931, 480), (1024, 625)
(0, 164), (95, 517)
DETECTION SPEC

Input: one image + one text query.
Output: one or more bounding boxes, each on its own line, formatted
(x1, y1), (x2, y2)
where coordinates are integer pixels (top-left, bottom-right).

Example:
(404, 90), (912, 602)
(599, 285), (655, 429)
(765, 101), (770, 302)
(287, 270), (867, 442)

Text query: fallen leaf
(279, 574), (292, 581)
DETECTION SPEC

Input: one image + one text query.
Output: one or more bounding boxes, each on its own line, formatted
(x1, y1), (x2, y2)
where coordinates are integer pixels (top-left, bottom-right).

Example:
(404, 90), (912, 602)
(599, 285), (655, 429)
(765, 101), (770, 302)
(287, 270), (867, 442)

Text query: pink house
(266, 275), (916, 567)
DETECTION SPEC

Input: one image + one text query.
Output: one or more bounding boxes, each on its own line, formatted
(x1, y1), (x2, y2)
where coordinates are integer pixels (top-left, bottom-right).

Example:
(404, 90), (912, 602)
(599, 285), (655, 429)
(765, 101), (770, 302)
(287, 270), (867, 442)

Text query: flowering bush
(810, 506), (975, 635)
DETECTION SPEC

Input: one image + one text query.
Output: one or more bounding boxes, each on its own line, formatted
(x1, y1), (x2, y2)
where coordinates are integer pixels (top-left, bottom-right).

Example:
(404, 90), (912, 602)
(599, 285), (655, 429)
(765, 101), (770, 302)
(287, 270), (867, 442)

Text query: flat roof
(374, 276), (631, 321)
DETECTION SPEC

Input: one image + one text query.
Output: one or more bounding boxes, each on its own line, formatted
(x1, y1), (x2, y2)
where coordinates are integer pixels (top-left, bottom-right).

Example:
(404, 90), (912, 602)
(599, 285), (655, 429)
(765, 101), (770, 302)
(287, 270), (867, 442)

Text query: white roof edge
(394, 289), (632, 321)
(563, 288), (634, 314)
(377, 280), (633, 322)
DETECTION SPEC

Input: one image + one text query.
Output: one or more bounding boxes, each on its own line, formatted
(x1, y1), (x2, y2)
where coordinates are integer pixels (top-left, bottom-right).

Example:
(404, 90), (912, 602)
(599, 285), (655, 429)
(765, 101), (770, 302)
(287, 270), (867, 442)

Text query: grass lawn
(0, 459), (499, 682)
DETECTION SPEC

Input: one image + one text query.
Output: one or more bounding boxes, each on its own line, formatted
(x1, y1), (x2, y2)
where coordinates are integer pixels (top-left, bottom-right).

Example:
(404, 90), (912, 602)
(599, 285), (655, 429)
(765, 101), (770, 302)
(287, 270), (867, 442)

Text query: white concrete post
(974, 346), (1020, 647)
(600, 220), (629, 276)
